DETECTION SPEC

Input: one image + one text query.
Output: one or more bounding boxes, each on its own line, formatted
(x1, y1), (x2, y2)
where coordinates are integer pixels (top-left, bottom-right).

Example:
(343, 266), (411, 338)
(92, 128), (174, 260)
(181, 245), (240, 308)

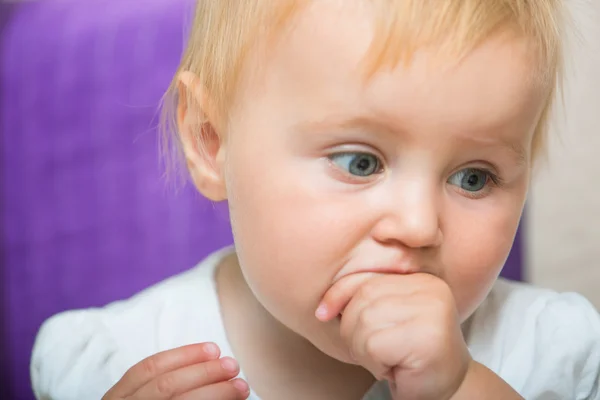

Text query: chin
(324, 347), (358, 365)
(305, 325), (356, 365)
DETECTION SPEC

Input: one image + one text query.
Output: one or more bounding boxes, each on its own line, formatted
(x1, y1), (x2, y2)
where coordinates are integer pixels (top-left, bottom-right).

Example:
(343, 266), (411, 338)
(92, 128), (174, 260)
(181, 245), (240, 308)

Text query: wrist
(451, 360), (524, 400)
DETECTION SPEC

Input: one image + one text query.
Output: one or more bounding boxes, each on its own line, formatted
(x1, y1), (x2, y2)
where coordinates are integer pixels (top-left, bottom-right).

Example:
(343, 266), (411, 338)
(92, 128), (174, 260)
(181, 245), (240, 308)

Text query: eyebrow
(293, 115), (529, 166)
(505, 142), (528, 166)
(458, 136), (529, 166)
(293, 115), (397, 137)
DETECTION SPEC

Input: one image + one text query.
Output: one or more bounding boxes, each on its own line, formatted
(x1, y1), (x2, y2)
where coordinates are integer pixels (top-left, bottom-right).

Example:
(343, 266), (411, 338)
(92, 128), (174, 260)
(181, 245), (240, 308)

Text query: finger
(317, 272), (430, 322)
(340, 295), (404, 345)
(340, 295), (407, 377)
(341, 291), (428, 342)
(341, 289), (430, 379)
(357, 326), (413, 380)
(175, 378), (250, 400)
(106, 343), (221, 397)
(132, 357), (240, 399)
(316, 273), (377, 322)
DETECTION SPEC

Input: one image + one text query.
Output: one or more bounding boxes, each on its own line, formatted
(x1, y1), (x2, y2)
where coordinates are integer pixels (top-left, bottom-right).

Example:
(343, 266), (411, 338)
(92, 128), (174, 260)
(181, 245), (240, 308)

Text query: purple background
(0, 1), (523, 398)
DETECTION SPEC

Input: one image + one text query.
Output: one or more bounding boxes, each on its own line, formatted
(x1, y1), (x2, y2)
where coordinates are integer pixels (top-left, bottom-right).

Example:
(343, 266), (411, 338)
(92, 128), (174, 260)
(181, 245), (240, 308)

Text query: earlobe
(177, 71), (228, 201)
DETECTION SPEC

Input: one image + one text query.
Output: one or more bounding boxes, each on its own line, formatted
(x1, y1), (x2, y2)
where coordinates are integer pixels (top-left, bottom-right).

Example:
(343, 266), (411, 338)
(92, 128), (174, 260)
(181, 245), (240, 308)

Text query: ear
(177, 71), (228, 201)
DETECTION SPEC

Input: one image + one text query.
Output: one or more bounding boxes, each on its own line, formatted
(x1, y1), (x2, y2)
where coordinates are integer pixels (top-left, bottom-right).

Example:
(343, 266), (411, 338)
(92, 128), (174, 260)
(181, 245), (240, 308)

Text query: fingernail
(232, 378), (249, 393)
(315, 303), (328, 320)
(220, 357), (239, 373)
(204, 343), (219, 358)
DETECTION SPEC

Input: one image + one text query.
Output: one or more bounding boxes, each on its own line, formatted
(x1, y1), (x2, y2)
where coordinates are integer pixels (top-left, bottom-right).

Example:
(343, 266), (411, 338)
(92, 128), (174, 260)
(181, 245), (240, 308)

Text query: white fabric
(31, 248), (600, 399)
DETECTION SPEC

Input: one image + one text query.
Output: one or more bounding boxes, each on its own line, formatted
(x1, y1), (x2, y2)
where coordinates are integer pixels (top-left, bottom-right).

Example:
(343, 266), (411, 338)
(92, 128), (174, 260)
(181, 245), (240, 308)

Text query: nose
(370, 181), (442, 249)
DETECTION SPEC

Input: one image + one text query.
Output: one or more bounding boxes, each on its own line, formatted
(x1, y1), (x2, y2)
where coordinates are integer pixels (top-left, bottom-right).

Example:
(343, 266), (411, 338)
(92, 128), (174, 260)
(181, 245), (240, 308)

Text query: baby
(31, 1), (600, 399)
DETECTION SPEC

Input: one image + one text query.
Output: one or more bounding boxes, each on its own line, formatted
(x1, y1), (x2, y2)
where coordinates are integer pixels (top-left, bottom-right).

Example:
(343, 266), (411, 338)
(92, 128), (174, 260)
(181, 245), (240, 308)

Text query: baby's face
(222, 3), (546, 362)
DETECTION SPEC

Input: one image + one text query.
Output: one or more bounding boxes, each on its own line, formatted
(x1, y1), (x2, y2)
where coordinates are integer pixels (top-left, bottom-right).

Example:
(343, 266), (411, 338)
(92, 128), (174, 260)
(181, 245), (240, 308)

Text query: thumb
(315, 272), (377, 322)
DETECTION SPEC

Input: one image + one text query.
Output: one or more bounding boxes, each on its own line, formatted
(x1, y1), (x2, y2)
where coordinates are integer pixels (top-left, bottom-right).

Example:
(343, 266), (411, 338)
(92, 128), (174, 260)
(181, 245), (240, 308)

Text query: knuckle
(358, 282), (379, 301)
(364, 334), (383, 361)
(198, 359), (218, 380)
(155, 374), (176, 397)
(139, 356), (159, 378)
(358, 296), (393, 329)
(357, 305), (376, 328)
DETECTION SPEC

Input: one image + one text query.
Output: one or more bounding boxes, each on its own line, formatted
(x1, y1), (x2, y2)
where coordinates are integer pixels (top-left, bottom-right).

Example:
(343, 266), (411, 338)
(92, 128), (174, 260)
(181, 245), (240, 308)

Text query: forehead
(244, 1), (547, 143)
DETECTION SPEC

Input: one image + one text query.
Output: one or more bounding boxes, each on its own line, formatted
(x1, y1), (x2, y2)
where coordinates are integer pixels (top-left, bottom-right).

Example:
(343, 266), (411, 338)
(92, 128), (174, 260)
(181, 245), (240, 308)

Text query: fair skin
(104, 2), (547, 399)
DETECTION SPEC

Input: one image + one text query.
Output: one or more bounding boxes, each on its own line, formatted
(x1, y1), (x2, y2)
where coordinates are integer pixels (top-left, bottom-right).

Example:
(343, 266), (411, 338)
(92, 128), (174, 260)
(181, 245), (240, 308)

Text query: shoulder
(468, 279), (600, 399)
(31, 248), (231, 400)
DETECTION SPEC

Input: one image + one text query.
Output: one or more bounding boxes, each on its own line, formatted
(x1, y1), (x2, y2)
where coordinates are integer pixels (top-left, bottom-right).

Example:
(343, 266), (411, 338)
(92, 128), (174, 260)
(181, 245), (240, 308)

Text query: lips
(333, 262), (421, 284)
(356, 264), (420, 275)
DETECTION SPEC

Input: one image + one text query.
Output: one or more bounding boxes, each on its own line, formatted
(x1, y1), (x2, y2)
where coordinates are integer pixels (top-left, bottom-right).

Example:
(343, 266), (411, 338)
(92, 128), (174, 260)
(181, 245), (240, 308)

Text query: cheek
(443, 199), (524, 320)
(224, 148), (368, 325)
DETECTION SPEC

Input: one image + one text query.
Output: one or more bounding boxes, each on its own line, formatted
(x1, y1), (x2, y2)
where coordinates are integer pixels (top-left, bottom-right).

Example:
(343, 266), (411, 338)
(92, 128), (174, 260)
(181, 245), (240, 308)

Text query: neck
(215, 252), (376, 400)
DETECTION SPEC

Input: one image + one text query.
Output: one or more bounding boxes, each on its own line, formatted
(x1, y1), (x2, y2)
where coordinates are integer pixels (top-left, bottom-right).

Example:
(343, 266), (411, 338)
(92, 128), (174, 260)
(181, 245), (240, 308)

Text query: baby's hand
(102, 343), (250, 400)
(318, 273), (471, 400)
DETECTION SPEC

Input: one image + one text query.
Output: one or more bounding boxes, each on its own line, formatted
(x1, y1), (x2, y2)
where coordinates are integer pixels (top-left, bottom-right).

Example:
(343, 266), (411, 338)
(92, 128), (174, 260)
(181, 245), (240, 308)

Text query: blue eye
(329, 152), (382, 177)
(448, 168), (490, 192)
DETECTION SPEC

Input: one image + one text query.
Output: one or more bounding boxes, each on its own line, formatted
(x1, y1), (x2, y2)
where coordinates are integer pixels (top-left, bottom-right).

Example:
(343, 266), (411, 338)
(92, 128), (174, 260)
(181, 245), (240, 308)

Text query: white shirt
(31, 248), (600, 399)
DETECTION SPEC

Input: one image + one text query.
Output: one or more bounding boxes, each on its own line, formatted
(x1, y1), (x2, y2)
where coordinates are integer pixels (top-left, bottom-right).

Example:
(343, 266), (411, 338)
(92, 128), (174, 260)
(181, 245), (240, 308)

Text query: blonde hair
(161, 0), (566, 178)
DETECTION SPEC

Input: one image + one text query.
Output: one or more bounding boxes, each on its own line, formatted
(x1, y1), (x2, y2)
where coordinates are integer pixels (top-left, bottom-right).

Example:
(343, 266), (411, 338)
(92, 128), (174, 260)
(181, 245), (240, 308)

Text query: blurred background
(526, 1), (600, 313)
(0, 1), (598, 399)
